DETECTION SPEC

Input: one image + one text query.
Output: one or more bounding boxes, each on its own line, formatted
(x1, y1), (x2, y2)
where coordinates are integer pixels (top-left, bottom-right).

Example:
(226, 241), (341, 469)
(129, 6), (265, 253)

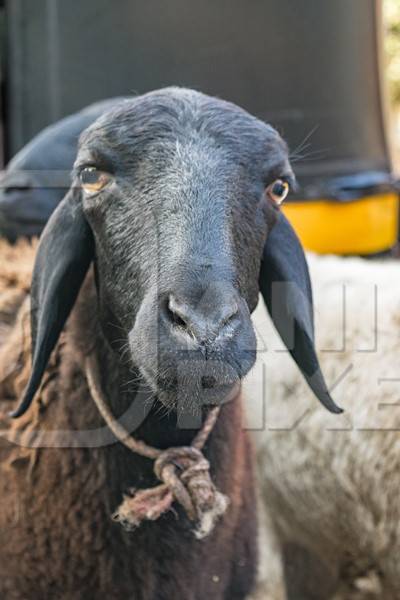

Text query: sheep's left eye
(80, 167), (112, 195)
(266, 179), (290, 205)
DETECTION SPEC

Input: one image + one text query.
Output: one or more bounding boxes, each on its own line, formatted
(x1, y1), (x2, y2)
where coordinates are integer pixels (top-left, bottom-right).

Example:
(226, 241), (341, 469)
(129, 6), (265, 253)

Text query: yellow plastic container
(282, 193), (399, 255)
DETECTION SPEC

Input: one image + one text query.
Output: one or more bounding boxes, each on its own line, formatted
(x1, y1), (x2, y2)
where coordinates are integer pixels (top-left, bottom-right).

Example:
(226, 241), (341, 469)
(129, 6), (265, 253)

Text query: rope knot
(112, 445), (229, 539)
(155, 447), (225, 522)
(86, 353), (228, 539)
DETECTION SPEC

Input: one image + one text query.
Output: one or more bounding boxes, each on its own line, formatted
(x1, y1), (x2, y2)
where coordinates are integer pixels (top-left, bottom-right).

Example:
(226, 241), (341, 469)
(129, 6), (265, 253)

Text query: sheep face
(75, 88), (293, 408)
(12, 87), (342, 420)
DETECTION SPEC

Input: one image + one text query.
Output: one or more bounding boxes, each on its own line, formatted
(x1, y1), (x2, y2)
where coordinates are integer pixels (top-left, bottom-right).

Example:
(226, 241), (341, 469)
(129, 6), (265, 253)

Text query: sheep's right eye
(80, 167), (113, 195)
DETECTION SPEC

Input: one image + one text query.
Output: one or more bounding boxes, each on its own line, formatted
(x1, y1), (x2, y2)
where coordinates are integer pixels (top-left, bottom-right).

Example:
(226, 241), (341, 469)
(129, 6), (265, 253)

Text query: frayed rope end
(111, 467), (230, 539)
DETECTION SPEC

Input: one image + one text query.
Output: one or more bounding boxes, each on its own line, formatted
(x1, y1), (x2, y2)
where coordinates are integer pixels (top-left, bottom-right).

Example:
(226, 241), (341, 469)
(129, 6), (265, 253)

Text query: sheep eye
(266, 179), (290, 205)
(80, 167), (112, 195)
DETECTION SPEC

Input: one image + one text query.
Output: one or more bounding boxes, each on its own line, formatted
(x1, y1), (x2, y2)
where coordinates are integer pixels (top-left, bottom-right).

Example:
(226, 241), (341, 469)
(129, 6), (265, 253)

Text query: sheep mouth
(144, 370), (242, 408)
(134, 342), (254, 409)
(164, 374), (240, 395)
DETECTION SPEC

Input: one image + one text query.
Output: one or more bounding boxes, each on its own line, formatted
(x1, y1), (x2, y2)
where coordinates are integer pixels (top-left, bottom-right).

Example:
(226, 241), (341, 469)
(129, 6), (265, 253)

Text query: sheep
(0, 97), (125, 241)
(247, 252), (400, 599)
(0, 87), (340, 599)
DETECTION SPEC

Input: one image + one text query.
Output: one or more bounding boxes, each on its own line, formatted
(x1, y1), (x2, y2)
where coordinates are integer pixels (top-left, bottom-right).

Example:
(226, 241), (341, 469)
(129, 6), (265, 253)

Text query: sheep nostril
(221, 303), (239, 329)
(167, 307), (187, 329)
(166, 295), (191, 332)
(202, 375), (217, 389)
(165, 292), (241, 343)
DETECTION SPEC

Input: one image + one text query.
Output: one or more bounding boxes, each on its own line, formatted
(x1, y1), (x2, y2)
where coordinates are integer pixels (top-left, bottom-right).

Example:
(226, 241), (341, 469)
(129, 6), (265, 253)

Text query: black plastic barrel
(4, 0), (397, 253)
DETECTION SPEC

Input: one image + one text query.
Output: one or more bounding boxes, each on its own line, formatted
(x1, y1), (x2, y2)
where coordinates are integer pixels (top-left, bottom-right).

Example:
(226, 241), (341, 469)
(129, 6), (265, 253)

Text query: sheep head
(11, 87), (342, 418)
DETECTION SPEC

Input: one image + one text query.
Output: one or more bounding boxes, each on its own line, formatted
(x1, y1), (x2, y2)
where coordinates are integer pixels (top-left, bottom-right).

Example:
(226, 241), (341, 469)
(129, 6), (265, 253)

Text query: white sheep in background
(246, 253), (400, 600)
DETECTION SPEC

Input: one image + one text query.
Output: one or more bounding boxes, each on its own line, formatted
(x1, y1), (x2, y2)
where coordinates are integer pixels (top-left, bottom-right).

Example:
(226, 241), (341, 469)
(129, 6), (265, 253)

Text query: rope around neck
(85, 353), (229, 539)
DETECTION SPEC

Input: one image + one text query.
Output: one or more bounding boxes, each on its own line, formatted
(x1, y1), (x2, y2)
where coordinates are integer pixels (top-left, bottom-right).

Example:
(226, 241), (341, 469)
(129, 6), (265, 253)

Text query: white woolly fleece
(246, 253), (400, 600)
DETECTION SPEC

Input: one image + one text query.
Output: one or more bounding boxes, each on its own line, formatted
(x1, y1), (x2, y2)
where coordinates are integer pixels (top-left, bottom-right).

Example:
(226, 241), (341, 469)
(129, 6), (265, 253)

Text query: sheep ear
(259, 212), (343, 414)
(10, 188), (94, 418)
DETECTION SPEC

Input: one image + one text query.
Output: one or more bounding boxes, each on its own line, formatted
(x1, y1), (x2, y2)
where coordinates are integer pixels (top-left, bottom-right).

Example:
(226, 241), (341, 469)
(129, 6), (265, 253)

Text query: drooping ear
(10, 188), (94, 418)
(259, 212), (343, 414)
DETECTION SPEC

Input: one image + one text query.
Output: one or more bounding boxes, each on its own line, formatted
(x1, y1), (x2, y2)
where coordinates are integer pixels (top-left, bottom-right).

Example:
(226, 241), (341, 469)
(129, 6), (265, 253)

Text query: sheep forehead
(137, 138), (239, 197)
(78, 87), (286, 170)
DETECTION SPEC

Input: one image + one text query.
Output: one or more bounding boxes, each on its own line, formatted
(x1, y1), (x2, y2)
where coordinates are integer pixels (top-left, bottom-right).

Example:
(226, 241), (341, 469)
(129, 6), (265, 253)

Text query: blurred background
(385, 0), (400, 169)
(0, 0), (399, 255)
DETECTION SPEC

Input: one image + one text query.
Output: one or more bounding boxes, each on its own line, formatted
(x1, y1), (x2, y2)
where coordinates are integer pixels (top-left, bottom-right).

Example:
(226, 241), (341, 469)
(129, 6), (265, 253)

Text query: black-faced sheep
(0, 88), (339, 600)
